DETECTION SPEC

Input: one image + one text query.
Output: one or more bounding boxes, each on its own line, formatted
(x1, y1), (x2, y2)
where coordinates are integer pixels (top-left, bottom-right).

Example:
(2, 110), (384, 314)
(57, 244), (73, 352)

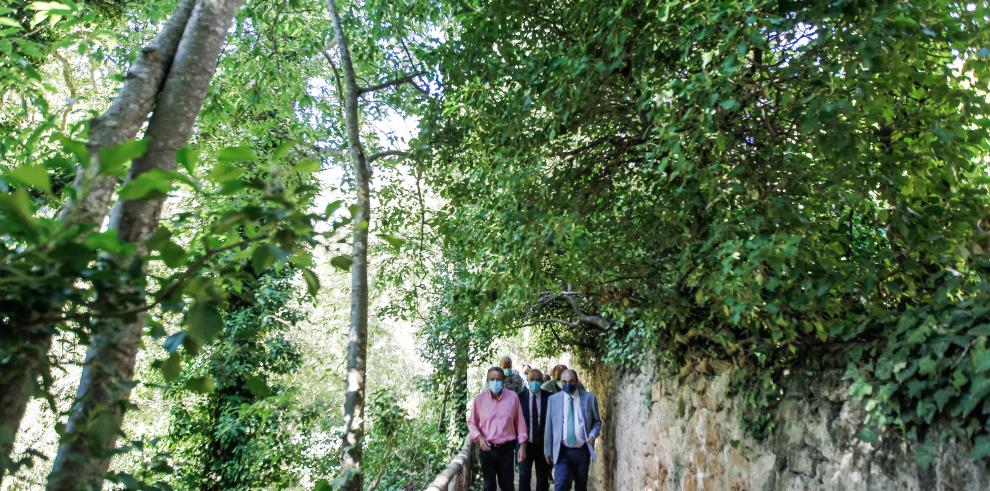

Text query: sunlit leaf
(330, 254), (353, 270)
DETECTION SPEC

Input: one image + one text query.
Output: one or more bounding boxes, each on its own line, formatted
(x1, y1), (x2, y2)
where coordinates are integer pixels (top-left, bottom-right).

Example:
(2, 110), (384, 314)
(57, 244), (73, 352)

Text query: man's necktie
(530, 396), (536, 443)
(566, 397), (577, 446)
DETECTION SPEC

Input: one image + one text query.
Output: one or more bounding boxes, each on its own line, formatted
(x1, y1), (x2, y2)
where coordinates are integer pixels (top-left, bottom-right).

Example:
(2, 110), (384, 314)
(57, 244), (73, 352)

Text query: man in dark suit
(520, 369), (552, 491)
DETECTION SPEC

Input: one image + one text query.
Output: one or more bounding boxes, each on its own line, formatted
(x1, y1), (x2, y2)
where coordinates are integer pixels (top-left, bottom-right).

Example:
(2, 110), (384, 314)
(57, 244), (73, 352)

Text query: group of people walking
(468, 356), (602, 491)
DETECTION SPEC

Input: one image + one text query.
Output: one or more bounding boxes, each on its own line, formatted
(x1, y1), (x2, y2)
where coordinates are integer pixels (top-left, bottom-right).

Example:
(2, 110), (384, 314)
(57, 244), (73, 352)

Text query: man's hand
(587, 435), (597, 447)
(517, 444), (527, 462)
(545, 456), (552, 465)
(478, 439), (491, 452)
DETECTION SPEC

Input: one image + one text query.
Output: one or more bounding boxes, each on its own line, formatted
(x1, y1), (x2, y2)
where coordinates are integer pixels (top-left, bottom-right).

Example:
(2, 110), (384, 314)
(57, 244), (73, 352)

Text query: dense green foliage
(1, 0), (454, 488)
(2, 0), (990, 488)
(156, 270), (306, 489)
(418, 0), (990, 459)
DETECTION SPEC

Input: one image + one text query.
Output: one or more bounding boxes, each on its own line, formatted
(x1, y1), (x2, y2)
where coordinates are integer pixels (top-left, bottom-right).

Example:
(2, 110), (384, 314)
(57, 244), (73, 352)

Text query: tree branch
(357, 71), (425, 95)
(320, 49), (347, 123)
(367, 150), (408, 164)
(538, 292), (612, 330)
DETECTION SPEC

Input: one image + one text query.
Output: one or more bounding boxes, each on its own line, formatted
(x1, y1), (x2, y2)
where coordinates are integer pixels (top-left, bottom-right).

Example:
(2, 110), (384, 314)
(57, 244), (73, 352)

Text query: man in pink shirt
(469, 366), (528, 491)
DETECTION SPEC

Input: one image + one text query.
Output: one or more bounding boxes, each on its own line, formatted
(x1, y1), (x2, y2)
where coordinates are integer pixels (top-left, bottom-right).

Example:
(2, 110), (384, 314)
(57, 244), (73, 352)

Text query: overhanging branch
(538, 292), (612, 330)
(358, 71), (426, 95)
(367, 150), (408, 164)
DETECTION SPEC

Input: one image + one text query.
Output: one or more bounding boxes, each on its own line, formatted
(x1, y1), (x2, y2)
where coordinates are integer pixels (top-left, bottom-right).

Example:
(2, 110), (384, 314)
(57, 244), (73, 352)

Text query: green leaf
(273, 140), (294, 160)
(251, 244), (275, 272)
(118, 168), (175, 201)
(245, 375), (272, 397)
(302, 268), (320, 297)
(914, 439), (936, 469)
(99, 139), (147, 177)
(857, 426), (878, 443)
(972, 344), (990, 373)
(719, 99), (741, 111)
(325, 199), (344, 216)
(176, 146), (198, 173)
(208, 161), (244, 184)
(7, 165), (51, 193)
(295, 157), (320, 173)
(0, 188), (38, 237)
(217, 145), (256, 162)
(185, 302), (223, 345)
(61, 138), (89, 163)
(27, 2), (72, 12)
(184, 376), (215, 394)
(330, 254), (353, 270)
(157, 353), (181, 382)
(160, 242), (187, 268)
(89, 412), (117, 448)
(145, 227), (172, 250)
(701, 51), (714, 68)
(971, 435), (990, 460)
(84, 230), (136, 256)
(0, 17), (22, 29)
(380, 233), (405, 250)
(163, 332), (185, 354)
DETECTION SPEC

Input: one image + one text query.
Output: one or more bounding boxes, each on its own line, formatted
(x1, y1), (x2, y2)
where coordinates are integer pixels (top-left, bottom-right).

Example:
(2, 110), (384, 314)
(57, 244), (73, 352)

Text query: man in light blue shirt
(543, 369), (602, 491)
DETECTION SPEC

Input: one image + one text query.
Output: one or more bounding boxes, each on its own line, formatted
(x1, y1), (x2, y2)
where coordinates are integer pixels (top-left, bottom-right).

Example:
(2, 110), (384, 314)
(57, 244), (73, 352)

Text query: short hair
(561, 368), (579, 381)
(527, 369), (543, 380)
(486, 366), (505, 379)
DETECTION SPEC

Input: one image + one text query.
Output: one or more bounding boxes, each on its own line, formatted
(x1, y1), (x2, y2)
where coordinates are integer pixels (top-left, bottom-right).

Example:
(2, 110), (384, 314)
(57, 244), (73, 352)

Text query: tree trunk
(453, 330), (469, 439)
(0, 0), (196, 482)
(46, 1), (242, 488)
(327, 1), (369, 489)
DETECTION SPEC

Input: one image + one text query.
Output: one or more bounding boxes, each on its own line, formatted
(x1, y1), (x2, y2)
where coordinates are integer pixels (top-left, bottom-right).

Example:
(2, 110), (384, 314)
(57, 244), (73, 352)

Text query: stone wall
(582, 361), (989, 491)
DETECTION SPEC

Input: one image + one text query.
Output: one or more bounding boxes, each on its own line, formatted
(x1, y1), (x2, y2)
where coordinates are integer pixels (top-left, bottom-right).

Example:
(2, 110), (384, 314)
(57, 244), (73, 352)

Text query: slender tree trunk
(327, 1), (369, 489)
(0, 0), (196, 482)
(47, 1), (242, 488)
(437, 380), (450, 433)
(453, 330), (469, 439)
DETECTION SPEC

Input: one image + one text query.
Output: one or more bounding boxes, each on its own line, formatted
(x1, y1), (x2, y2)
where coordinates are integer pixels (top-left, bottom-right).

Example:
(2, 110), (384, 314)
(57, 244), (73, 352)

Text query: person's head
(551, 364), (567, 381)
(500, 355), (516, 377)
(542, 373), (552, 383)
(522, 364), (532, 375)
(486, 366), (505, 395)
(527, 369), (544, 393)
(560, 369), (579, 395)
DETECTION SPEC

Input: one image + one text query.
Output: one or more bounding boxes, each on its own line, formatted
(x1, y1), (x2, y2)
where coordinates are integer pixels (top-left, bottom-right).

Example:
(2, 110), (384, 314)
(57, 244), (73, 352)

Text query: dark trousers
(480, 441), (516, 491)
(554, 444), (590, 491)
(518, 441), (550, 491)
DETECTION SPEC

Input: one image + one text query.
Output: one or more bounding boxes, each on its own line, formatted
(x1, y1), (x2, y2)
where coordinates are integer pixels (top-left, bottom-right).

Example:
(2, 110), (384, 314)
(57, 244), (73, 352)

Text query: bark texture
(47, 1), (243, 488)
(453, 332), (469, 438)
(327, 1), (370, 489)
(0, 0), (196, 483)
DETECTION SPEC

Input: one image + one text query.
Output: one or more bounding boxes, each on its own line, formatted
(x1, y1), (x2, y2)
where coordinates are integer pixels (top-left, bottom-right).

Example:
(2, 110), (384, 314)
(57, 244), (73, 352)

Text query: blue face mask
(503, 368), (513, 377)
(529, 381), (542, 393)
(562, 382), (577, 394)
(488, 380), (503, 394)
